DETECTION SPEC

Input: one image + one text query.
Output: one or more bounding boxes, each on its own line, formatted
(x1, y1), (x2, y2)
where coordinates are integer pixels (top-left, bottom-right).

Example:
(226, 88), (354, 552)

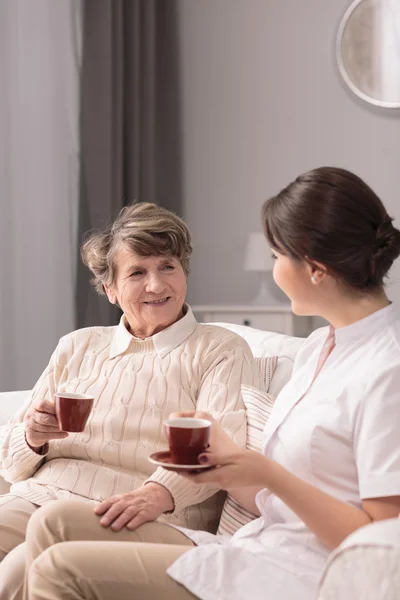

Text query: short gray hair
(81, 203), (193, 295)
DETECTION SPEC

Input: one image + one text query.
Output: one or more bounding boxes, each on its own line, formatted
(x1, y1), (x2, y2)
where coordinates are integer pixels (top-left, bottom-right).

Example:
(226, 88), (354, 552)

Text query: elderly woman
(0, 202), (259, 600)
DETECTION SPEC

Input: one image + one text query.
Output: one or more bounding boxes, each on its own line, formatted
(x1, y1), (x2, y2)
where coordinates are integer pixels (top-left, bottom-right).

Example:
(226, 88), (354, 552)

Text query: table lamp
(244, 232), (277, 305)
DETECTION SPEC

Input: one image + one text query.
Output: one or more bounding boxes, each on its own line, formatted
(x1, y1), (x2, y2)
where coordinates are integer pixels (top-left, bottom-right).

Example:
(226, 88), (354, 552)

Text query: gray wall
(0, 0), (82, 392)
(178, 0), (400, 306)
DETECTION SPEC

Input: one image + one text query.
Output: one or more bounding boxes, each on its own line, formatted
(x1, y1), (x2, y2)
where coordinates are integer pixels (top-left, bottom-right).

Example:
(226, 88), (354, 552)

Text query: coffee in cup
(54, 392), (94, 432)
(164, 417), (212, 465)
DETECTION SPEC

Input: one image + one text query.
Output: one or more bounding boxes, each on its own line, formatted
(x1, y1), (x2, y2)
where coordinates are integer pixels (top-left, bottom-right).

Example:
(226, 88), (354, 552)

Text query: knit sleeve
(0, 338), (68, 483)
(147, 336), (258, 512)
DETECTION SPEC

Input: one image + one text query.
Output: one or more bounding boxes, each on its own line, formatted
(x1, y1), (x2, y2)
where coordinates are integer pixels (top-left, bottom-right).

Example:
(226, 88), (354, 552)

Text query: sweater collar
(109, 304), (197, 359)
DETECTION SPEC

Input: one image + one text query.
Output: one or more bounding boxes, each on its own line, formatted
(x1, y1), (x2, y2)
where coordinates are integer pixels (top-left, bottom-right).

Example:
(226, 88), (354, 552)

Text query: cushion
(217, 359), (277, 537)
(255, 356), (278, 393)
(239, 384), (276, 452)
(212, 322), (303, 398)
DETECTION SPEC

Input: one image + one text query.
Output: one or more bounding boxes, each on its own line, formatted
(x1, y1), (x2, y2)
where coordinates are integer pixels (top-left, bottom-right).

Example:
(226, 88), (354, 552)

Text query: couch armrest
(317, 519), (400, 599)
(0, 390), (31, 494)
(0, 390), (31, 425)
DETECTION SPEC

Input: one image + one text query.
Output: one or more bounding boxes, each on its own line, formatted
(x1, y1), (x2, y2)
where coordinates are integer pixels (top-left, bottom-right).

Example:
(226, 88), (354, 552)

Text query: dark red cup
(164, 417), (211, 465)
(54, 392), (94, 432)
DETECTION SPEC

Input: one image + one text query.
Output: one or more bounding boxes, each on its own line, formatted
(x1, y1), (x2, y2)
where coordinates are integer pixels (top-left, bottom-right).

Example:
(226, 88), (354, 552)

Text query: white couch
(0, 323), (399, 599)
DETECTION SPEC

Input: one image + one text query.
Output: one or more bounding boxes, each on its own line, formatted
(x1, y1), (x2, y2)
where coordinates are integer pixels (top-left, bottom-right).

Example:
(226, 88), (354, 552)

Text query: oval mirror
(337, 0), (400, 108)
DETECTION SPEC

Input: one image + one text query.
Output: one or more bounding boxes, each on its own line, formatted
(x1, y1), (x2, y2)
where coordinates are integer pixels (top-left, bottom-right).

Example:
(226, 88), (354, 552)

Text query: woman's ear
(304, 257), (328, 285)
(103, 284), (117, 305)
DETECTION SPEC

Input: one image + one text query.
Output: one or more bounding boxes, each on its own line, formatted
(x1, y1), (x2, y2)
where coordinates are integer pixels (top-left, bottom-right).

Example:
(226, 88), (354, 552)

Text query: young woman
(23, 167), (400, 600)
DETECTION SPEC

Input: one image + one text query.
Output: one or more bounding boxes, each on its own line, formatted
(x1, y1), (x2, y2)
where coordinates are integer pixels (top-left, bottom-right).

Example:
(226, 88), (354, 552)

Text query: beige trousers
(0, 495), (38, 600)
(25, 499), (199, 600)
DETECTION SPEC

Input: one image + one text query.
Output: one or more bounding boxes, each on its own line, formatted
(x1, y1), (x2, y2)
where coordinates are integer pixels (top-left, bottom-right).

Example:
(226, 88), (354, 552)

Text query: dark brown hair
(262, 167), (400, 291)
(81, 202), (193, 295)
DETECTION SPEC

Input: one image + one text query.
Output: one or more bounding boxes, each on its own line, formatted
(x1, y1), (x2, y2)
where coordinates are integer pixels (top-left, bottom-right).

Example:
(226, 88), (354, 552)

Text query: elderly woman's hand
(94, 483), (174, 531)
(23, 397), (68, 450)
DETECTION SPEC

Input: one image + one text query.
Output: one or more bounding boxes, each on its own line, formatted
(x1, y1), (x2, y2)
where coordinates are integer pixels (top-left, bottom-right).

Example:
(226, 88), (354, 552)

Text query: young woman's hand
(182, 447), (271, 490)
(169, 411), (271, 490)
(168, 410), (240, 455)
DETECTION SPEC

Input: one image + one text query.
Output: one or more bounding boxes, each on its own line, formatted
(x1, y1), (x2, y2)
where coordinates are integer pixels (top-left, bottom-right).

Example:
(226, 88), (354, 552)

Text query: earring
(311, 276), (317, 284)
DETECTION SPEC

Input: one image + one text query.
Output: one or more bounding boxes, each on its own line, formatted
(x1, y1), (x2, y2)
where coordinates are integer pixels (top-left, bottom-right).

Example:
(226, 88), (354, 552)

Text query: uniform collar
(109, 303), (197, 359)
(262, 303), (397, 454)
(334, 303), (397, 345)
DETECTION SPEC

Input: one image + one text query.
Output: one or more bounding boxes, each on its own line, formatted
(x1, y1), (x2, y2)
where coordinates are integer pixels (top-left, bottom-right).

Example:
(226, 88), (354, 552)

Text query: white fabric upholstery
(0, 390), (29, 423)
(0, 390), (30, 494)
(317, 519), (400, 599)
(212, 322), (305, 397)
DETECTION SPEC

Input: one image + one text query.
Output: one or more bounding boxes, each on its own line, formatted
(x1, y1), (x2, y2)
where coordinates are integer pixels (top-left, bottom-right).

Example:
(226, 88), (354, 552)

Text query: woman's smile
(143, 296), (171, 306)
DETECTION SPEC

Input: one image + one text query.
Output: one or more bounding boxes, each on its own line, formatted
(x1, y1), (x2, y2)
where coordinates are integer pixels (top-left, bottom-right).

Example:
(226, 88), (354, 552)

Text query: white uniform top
(168, 304), (400, 600)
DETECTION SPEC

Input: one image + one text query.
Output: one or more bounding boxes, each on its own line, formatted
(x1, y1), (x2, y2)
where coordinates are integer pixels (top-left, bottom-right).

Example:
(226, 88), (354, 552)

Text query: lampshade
(244, 233), (274, 272)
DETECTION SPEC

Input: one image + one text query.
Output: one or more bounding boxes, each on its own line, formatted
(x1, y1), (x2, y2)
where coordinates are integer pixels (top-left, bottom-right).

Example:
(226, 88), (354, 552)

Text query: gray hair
(81, 203), (193, 295)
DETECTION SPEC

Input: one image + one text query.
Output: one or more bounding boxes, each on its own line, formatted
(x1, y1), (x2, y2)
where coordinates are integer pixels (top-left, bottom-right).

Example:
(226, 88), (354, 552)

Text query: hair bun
(374, 217), (399, 259)
(374, 218), (394, 250)
(371, 218), (400, 283)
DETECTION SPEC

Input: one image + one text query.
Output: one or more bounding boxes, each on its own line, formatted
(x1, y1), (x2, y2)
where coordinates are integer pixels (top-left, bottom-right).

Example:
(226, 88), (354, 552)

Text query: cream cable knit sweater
(0, 307), (259, 532)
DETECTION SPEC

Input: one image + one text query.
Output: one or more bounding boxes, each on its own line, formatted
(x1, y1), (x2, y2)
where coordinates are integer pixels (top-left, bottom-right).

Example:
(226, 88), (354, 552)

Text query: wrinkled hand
(168, 411), (240, 455)
(24, 397), (68, 450)
(180, 447), (272, 491)
(94, 483), (174, 531)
